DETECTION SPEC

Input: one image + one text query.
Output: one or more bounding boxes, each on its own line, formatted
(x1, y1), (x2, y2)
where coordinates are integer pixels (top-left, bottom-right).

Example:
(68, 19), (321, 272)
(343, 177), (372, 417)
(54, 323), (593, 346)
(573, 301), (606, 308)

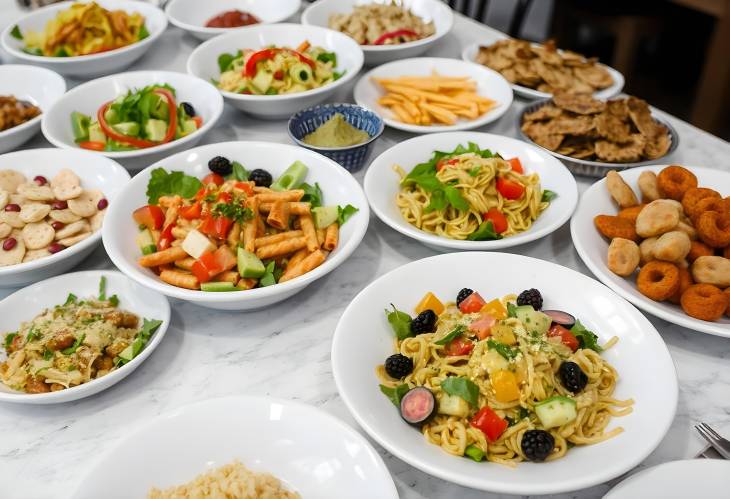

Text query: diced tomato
(548, 324), (579, 352)
(459, 291), (486, 314)
(133, 205), (165, 230)
(78, 141), (106, 151)
(496, 177), (525, 200)
(470, 406), (508, 442)
(194, 187), (209, 201)
(507, 157), (524, 174)
(217, 191), (232, 203)
(234, 181), (254, 196)
(444, 336), (474, 356)
(192, 246), (237, 283)
(202, 173), (224, 186)
(198, 214), (233, 239)
(157, 223), (175, 251)
(179, 202), (202, 220)
(483, 208), (508, 234)
(273, 70), (284, 80)
(192, 116), (203, 128)
(468, 313), (496, 340)
(191, 259), (216, 284)
(436, 158), (459, 171)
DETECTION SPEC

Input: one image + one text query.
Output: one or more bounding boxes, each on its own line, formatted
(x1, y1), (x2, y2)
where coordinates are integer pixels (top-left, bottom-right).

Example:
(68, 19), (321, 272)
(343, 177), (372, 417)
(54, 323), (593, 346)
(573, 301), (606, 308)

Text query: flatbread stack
(521, 92), (672, 163)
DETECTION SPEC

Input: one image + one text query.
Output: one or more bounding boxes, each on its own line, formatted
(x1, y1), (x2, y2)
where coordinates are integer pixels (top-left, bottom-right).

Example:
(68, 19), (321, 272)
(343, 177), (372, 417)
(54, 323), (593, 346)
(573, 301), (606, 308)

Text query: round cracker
(0, 222), (11, 239)
(51, 169), (83, 201)
(19, 203), (51, 223)
(0, 211), (26, 229)
(58, 231), (91, 247)
(22, 248), (50, 263)
(17, 183), (54, 202)
(54, 220), (89, 240)
(67, 190), (98, 218)
(49, 209), (82, 224)
(0, 170), (26, 193)
(0, 189), (8, 210)
(0, 237), (26, 266)
(22, 222), (55, 250)
(89, 209), (105, 232)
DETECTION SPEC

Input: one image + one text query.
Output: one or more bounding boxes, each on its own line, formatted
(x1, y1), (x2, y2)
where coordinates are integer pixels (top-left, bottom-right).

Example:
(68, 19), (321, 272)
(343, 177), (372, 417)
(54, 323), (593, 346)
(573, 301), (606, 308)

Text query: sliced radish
(400, 387), (436, 425)
(542, 310), (576, 328)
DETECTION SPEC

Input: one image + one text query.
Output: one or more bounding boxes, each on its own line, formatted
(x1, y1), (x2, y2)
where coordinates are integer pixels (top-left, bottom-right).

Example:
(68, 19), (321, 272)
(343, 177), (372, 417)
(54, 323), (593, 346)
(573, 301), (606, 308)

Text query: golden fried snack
(606, 171), (638, 208)
(725, 287), (730, 317)
(691, 256), (730, 288)
(688, 240), (714, 263)
(696, 211), (730, 248)
(675, 220), (697, 240)
(724, 246), (730, 259)
(681, 187), (720, 220)
(607, 238), (640, 276)
(594, 215), (639, 241)
(637, 261), (680, 301)
(657, 165), (698, 200)
(690, 197), (730, 224)
(669, 266), (694, 305)
(653, 231), (691, 263)
(635, 200), (680, 238)
(638, 170), (661, 202)
(617, 204), (645, 224)
(639, 237), (658, 265)
(680, 284), (727, 321)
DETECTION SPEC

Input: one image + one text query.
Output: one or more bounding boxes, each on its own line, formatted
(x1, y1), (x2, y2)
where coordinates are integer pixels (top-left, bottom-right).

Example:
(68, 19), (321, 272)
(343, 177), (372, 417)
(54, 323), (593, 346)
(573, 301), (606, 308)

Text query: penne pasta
(242, 197), (259, 252)
(316, 228), (326, 246)
(256, 190), (304, 203)
(174, 257), (195, 271)
(299, 213), (319, 252)
(323, 223), (339, 251)
(212, 270), (240, 284)
(279, 249), (328, 283)
(138, 246), (187, 268)
(286, 247), (309, 270)
(255, 236), (307, 260)
(159, 269), (199, 290)
(266, 199), (291, 230)
(255, 230), (303, 248)
(258, 201), (311, 215)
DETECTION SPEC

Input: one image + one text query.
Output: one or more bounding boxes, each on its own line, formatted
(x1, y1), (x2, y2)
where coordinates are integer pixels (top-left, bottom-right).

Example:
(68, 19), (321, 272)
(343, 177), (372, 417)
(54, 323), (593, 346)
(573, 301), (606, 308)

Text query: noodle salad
(395, 143), (556, 240)
(377, 287), (633, 465)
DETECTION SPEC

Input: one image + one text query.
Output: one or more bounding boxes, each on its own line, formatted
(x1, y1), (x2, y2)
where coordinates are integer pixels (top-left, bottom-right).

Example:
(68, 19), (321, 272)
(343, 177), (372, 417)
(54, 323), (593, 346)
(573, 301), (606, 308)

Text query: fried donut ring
(669, 266), (694, 305)
(724, 246), (730, 259)
(725, 287), (730, 317)
(594, 215), (639, 241)
(637, 261), (680, 301)
(681, 187), (720, 219)
(688, 240), (713, 262)
(657, 165), (698, 200)
(680, 284), (727, 321)
(690, 197), (730, 224)
(618, 204), (645, 224)
(696, 211), (730, 248)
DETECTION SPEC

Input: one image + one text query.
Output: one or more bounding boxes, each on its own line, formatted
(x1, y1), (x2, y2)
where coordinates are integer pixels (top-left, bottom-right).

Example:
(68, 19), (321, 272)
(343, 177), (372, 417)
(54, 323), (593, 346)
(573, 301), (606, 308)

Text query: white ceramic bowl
(74, 395), (397, 498)
(605, 460), (730, 499)
(0, 270), (170, 404)
(364, 132), (578, 251)
(0, 148), (130, 288)
(166, 0), (302, 41)
(1, 0), (167, 78)
(570, 165), (730, 338)
(354, 57), (513, 133)
(302, 0), (454, 66)
(186, 23), (364, 119)
(103, 141), (369, 310)
(41, 70), (224, 171)
(461, 36), (625, 101)
(0, 65), (66, 154)
(332, 252), (678, 495)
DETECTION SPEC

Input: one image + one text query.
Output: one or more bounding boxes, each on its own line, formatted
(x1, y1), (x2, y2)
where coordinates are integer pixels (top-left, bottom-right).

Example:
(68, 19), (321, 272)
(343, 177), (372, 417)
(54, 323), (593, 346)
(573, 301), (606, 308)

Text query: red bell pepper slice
(78, 141), (106, 151)
(157, 222), (175, 251)
(483, 208), (508, 234)
(179, 202), (202, 220)
(132, 205), (165, 230)
(507, 157), (524, 173)
(444, 336), (474, 356)
(548, 324), (579, 352)
(244, 48), (315, 78)
(97, 88), (177, 148)
(436, 158), (459, 171)
(459, 291), (486, 314)
(470, 406), (508, 442)
(496, 177), (525, 200)
(372, 29), (420, 45)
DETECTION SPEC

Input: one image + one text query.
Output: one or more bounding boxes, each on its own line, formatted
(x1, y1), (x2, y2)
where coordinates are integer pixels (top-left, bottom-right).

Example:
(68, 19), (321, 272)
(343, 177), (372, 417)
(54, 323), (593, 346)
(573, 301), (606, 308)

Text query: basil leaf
(64, 293), (77, 306)
(26, 327), (41, 343)
(541, 189), (558, 202)
(468, 167), (481, 177)
(109, 295), (120, 307)
(441, 376), (480, 407)
(424, 189), (447, 213)
(217, 52), (235, 73)
(146, 168), (203, 205)
(385, 304), (412, 341)
(61, 334), (85, 355)
(336, 204), (358, 226)
(434, 325), (466, 345)
(301, 182), (323, 208)
(444, 185), (469, 211)
(138, 24), (149, 41)
(570, 320), (603, 352)
(380, 384), (410, 407)
(317, 52), (337, 65)
(10, 25), (22, 40)
(231, 161), (249, 181)
(467, 220), (502, 241)
(98, 276), (107, 301)
(487, 339), (519, 360)
(139, 318), (163, 341)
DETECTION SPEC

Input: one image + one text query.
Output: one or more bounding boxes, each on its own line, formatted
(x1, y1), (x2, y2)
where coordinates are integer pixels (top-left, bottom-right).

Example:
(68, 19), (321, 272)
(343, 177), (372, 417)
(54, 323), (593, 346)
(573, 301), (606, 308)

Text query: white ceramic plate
(74, 395), (398, 498)
(570, 165), (730, 338)
(354, 57), (513, 133)
(461, 35), (624, 101)
(364, 132), (578, 251)
(0, 65), (66, 154)
(41, 70), (223, 171)
(103, 141), (369, 310)
(302, 0), (454, 66)
(1, 0), (167, 78)
(187, 23), (364, 119)
(0, 148), (130, 288)
(166, 0), (302, 41)
(332, 252), (677, 495)
(605, 459), (730, 499)
(0, 270), (170, 404)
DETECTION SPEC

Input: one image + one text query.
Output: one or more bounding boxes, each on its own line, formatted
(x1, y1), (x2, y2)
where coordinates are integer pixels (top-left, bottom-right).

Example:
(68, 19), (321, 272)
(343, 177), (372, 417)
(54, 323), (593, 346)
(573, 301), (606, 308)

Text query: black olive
(181, 102), (196, 117)
(249, 169), (273, 187)
(208, 156), (232, 176)
(521, 429), (555, 461)
(411, 310), (437, 335)
(559, 361), (588, 393)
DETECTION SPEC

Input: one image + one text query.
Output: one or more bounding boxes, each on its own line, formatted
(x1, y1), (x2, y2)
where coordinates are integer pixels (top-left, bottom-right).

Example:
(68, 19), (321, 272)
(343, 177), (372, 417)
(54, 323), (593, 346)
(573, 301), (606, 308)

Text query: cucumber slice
(534, 395), (577, 429)
(88, 122), (106, 144)
(514, 305), (552, 336)
(71, 112), (90, 142)
(144, 119), (167, 142)
(112, 121), (140, 137)
(237, 247), (265, 278)
(200, 281), (236, 292)
(312, 206), (338, 229)
(437, 393), (470, 417)
(270, 161), (308, 191)
(135, 229), (156, 255)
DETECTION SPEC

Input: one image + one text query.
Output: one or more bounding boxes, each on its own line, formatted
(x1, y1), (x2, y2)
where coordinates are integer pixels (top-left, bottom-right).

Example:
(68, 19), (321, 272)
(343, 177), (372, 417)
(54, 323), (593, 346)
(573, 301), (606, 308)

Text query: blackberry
(517, 288), (543, 310)
(384, 354), (413, 379)
(521, 429), (555, 461)
(181, 102), (196, 117)
(249, 169), (273, 187)
(456, 288), (473, 307)
(208, 156), (232, 176)
(559, 361), (588, 393)
(410, 310), (437, 335)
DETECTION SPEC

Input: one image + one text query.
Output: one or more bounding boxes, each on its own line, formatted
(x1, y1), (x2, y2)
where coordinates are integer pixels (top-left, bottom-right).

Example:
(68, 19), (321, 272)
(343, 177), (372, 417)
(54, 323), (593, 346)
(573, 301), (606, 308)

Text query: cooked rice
(147, 460), (300, 499)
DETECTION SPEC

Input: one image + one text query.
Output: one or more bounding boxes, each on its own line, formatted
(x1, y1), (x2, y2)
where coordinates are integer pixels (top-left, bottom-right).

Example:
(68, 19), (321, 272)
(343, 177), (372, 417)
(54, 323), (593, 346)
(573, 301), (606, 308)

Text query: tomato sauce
(205, 10), (260, 28)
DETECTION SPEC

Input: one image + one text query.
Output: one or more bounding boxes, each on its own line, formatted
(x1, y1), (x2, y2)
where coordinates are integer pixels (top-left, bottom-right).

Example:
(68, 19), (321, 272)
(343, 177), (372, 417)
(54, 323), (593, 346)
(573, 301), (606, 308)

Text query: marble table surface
(1, 7), (729, 499)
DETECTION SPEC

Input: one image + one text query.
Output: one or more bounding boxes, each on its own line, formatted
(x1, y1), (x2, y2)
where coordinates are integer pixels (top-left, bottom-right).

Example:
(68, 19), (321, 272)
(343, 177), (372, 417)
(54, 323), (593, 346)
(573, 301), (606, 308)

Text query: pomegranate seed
(4, 203), (20, 212)
(51, 221), (65, 231)
(97, 198), (108, 210)
(33, 175), (48, 186)
(2, 238), (17, 251)
(48, 243), (65, 254)
(51, 200), (68, 210)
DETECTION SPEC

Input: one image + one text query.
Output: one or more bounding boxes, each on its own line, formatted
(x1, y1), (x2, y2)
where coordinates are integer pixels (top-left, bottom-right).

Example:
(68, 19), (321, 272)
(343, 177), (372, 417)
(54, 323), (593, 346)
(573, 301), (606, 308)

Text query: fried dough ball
(638, 170), (661, 202)
(607, 238), (640, 276)
(657, 165), (698, 200)
(680, 284), (727, 321)
(637, 261), (680, 301)
(639, 237), (658, 265)
(617, 204), (645, 224)
(653, 231), (691, 263)
(669, 266), (694, 305)
(675, 220), (697, 240)
(688, 240), (714, 263)
(635, 199), (680, 238)
(691, 255), (730, 288)
(696, 211), (730, 248)
(594, 215), (639, 241)
(682, 187), (720, 220)
(606, 170), (638, 208)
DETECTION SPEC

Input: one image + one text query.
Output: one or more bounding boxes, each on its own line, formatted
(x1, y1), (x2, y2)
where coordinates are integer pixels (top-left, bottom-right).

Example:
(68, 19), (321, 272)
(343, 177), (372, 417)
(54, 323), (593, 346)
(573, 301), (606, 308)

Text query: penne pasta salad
(132, 156), (359, 292)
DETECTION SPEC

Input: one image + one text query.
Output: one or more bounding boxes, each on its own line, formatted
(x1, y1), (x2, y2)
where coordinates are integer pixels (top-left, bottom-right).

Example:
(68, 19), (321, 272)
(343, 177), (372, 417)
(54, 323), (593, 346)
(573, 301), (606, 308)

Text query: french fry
(138, 246), (187, 267)
(255, 236), (307, 260)
(255, 230), (303, 248)
(258, 202), (311, 215)
(279, 249), (328, 283)
(267, 199), (291, 230)
(160, 269), (199, 290)
(323, 223), (339, 251)
(299, 213), (319, 252)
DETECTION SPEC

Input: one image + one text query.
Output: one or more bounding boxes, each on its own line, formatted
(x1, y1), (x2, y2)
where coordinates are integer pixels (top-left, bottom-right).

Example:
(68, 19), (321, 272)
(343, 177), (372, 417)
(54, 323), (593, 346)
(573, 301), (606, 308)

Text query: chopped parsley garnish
(487, 339), (519, 360)
(61, 334), (85, 355)
(212, 202), (252, 223)
(4, 333), (17, 350)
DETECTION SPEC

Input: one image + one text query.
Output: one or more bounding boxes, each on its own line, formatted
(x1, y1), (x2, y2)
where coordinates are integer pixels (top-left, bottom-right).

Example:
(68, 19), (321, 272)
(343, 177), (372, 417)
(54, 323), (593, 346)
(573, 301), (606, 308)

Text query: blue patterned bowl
(288, 103), (384, 173)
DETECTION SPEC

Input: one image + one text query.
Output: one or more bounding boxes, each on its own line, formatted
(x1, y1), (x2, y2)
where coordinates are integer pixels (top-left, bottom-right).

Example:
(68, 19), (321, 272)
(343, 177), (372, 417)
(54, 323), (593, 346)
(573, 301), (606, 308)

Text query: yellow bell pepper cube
(480, 299), (507, 320)
(491, 323), (517, 345)
(415, 292), (445, 315)
(492, 370), (520, 403)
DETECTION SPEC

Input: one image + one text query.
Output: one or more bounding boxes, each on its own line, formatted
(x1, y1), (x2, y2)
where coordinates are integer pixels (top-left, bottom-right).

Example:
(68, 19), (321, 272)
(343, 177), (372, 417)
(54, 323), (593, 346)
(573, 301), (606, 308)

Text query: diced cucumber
(71, 112), (90, 142)
(514, 305), (552, 336)
(534, 396), (577, 429)
(88, 122), (106, 144)
(237, 247), (265, 278)
(177, 119), (198, 137)
(437, 393), (470, 417)
(251, 70), (274, 94)
(312, 206), (338, 229)
(270, 161), (308, 191)
(149, 94), (169, 120)
(200, 281), (236, 292)
(144, 119), (167, 142)
(103, 107), (120, 125)
(135, 229), (156, 255)
(112, 121), (140, 137)
(181, 229), (215, 259)
(116, 343), (134, 363)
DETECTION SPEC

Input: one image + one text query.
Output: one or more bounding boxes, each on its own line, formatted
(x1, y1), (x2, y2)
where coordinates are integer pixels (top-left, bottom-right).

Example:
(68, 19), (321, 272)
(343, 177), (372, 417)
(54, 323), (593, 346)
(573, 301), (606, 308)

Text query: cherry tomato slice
(202, 173), (224, 186)
(496, 177), (525, 200)
(548, 324), (580, 352)
(444, 336), (474, 356)
(507, 157), (524, 174)
(459, 291), (486, 314)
